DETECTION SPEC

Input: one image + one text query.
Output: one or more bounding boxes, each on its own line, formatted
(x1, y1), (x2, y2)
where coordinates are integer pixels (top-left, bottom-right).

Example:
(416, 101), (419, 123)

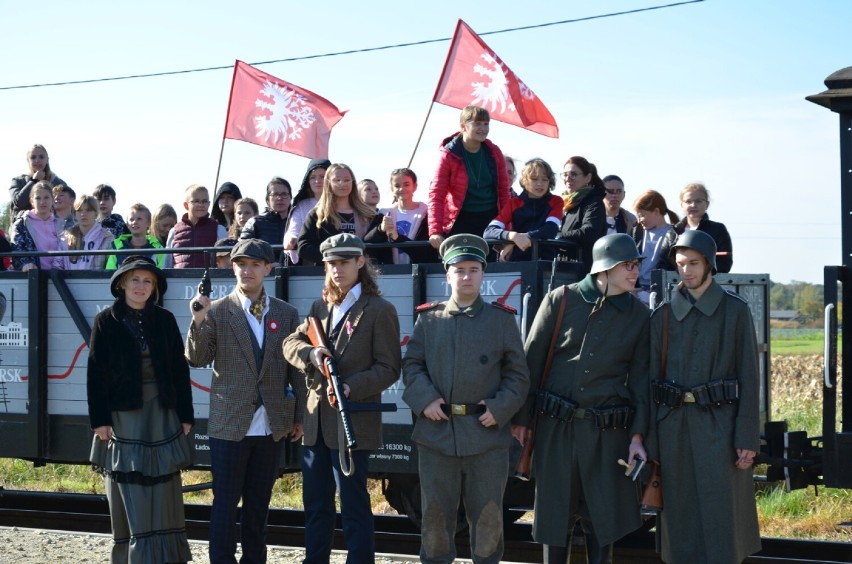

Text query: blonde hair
(459, 105), (489, 125)
(315, 163), (375, 230)
(64, 195), (99, 251)
(184, 184), (209, 201)
(680, 182), (709, 203)
(26, 144), (55, 182)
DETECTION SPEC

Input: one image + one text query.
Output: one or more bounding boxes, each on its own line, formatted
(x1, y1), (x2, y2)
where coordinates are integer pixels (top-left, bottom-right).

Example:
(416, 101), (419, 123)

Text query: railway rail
(0, 489), (849, 563)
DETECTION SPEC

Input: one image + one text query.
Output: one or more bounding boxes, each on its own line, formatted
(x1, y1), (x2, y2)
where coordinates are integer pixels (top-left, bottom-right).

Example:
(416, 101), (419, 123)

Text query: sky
(1, 0), (850, 284)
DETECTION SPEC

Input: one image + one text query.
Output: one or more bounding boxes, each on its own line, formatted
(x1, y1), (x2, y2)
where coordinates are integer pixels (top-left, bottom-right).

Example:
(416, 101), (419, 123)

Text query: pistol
(192, 268), (211, 312)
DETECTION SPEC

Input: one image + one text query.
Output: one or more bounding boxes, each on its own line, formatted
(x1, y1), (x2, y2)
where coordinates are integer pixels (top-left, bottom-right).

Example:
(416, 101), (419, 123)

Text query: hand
(182, 423), (192, 436)
(477, 400), (496, 427)
(190, 294), (210, 327)
(423, 397), (448, 421)
(283, 237), (297, 250)
(499, 244), (515, 262)
(511, 425), (528, 445)
(381, 216), (397, 239)
(93, 426), (113, 441)
(32, 169), (45, 181)
(736, 448), (756, 469)
(290, 422), (304, 442)
(309, 346), (332, 371)
(429, 234), (444, 250)
(325, 381), (350, 405)
(628, 434), (647, 464)
(510, 232), (532, 251)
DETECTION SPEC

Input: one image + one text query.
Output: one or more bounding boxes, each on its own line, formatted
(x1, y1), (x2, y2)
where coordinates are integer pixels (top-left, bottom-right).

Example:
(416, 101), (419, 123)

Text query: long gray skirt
(91, 382), (193, 564)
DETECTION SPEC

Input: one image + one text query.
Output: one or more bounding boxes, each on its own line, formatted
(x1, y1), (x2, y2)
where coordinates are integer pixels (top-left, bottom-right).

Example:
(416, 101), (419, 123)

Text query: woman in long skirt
(88, 256), (194, 563)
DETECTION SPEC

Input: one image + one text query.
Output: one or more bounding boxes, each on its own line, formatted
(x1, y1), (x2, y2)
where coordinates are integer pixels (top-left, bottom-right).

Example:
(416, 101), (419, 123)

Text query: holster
(640, 460), (663, 512)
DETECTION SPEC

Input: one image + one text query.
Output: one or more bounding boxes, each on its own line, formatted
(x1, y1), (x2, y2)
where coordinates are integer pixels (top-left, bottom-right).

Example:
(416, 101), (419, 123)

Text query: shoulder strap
(537, 285), (569, 391)
(660, 303), (669, 380)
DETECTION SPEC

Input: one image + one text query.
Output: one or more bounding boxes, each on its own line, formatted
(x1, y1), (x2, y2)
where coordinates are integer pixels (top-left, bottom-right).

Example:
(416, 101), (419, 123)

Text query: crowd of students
(7, 106), (733, 293)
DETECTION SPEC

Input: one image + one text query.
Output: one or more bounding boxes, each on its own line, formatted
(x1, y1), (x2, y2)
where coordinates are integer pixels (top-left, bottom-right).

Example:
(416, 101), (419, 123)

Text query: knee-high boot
(543, 544), (570, 564)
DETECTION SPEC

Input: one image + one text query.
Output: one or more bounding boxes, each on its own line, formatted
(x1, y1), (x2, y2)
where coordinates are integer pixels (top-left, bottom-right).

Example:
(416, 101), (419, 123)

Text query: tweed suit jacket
(283, 292), (401, 451)
(185, 291), (304, 442)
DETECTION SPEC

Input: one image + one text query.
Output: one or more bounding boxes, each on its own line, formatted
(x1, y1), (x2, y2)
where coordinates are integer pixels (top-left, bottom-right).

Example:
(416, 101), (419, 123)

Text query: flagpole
(407, 101), (436, 168)
(215, 61), (242, 191)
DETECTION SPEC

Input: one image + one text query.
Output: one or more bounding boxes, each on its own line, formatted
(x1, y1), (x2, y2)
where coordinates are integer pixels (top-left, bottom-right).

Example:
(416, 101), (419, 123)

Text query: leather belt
(440, 403), (486, 416)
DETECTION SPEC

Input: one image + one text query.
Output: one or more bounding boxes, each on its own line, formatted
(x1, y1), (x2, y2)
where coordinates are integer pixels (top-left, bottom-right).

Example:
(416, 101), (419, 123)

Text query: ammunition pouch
(536, 390), (634, 430)
(652, 378), (739, 409)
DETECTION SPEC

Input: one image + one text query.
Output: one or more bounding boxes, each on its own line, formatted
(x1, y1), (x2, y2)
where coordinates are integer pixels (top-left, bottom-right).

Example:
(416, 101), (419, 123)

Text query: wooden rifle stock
(513, 287), (569, 481)
(640, 460), (663, 511)
(307, 317), (357, 451)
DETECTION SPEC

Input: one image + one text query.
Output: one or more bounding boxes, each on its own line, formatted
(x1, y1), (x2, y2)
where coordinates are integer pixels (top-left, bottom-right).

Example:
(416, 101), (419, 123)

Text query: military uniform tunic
(515, 276), (650, 548)
(648, 281), (761, 563)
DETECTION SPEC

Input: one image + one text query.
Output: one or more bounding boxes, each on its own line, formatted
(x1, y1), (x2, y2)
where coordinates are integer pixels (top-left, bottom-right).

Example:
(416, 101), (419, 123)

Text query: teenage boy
(402, 233), (529, 564)
(164, 184), (228, 268)
(428, 105), (511, 250)
(94, 184), (130, 239)
(186, 238), (304, 564)
(52, 184), (77, 231)
(648, 230), (761, 563)
(106, 203), (165, 269)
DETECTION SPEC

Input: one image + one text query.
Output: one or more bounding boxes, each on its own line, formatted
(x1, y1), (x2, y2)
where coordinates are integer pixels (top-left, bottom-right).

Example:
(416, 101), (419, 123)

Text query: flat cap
(320, 233), (366, 261)
(230, 238), (275, 263)
(440, 234), (489, 269)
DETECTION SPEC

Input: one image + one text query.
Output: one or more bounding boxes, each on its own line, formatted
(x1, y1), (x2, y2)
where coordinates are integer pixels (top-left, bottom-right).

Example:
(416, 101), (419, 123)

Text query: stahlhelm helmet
(669, 230), (717, 274)
(589, 234), (643, 275)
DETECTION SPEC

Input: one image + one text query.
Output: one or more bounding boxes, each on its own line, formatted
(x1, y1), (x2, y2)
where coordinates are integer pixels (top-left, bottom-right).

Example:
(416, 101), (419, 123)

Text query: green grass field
(771, 329), (841, 356)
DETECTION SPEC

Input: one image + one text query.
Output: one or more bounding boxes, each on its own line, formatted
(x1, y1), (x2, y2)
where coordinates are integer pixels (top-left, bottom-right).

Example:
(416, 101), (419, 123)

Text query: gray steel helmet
(589, 234), (643, 275)
(670, 230), (717, 274)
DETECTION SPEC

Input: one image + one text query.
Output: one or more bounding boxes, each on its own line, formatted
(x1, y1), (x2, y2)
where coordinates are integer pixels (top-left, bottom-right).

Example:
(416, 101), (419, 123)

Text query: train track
(0, 489), (849, 563)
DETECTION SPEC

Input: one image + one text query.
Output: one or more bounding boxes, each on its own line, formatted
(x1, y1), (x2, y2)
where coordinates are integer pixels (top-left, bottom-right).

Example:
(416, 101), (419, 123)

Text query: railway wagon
(0, 254), (780, 520)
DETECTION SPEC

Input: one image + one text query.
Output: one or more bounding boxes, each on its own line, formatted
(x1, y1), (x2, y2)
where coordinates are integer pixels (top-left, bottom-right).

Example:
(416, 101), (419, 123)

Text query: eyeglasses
(190, 199), (210, 205)
(270, 192), (291, 199)
(683, 199), (707, 206)
(621, 261), (640, 272)
(562, 172), (582, 180)
(605, 189), (624, 195)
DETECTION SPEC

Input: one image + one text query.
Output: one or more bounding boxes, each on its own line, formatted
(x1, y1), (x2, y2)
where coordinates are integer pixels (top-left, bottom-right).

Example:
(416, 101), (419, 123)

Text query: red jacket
(428, 133), (510, 237)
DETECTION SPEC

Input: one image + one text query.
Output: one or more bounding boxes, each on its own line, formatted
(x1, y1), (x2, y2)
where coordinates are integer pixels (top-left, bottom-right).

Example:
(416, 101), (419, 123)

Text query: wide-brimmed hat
(320, 233), (366, 262)
(110, 255), (168, 298)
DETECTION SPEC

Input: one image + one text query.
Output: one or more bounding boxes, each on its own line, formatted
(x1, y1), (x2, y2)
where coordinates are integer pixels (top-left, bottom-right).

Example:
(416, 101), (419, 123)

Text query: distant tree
(793, 283), (824, 320)
(770, 282), (794, 311)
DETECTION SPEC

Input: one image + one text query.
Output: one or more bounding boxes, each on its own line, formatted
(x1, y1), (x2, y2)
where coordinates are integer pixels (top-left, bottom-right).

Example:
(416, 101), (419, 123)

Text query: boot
(543, 543), (570, 564)
(583, 530), (613, 564)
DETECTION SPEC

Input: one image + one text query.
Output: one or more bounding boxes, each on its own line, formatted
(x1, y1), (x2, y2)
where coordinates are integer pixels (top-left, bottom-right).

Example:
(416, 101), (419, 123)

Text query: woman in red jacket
(428, 105), (511, 252)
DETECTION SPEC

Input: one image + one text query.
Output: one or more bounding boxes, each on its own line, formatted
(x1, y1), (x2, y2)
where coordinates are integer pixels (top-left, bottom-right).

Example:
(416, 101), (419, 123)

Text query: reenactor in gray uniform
(513, 233), (650, 564)
(647, 230), (761, 563)
(402, 234), (530, 564)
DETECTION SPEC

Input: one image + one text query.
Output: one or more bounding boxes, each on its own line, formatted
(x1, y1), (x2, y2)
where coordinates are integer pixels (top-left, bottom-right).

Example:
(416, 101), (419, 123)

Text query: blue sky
(2, 0), (850, 283)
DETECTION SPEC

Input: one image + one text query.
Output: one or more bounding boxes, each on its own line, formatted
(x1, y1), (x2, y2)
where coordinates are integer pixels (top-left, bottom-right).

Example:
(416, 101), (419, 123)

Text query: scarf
(562, 186), (593, 213)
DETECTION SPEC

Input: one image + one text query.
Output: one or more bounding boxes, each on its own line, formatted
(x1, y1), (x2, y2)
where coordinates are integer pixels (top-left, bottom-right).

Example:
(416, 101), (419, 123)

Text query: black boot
(583, 530), (613, 564)
(543, 543), (570, 564)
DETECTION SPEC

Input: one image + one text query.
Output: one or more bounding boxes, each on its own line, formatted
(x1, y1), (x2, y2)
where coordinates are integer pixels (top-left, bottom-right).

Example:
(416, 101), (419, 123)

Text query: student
(484, 158), (563, 261)
(94, 184), (130, 240)
(357, 179), (381, 211)
(403, 233), (529, 564)
(283, 233), (401, 564)
(648, 230), (761, 563)
(213, 237), (237, 268)
(52, 184), (77, 232)
(513, 233), (650, 564)
(59, 195), (115, 270)
(505, 155), (519, 196)
(428, 105), (511, 251)
(631, 190), (679, 305)
(88, 256), (194, 564)
(674, 182), (734, 273)
(106, 203), (165, 270)
(186, 238), (304, 564)
(151, 204), (178, 247)
(602, 175), (636, 235)
(240, 177), (292, 260)
(11, 181), (63, 271)
(164, 184), (228, 268)
(10, 143), (66, 215)
(284, 159), (330, 265)
(210, 181), (242, 229)
(229, 197), (259, 239)
(296, 163), (385, 266)
(379, 168), (438, 264)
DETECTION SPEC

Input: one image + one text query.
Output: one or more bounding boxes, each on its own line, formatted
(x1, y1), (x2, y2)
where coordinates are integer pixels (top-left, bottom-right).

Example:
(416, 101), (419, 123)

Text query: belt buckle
(451, 404), (466, 416)
(574, 408), (586, 420)
(683, 392), (696, 403)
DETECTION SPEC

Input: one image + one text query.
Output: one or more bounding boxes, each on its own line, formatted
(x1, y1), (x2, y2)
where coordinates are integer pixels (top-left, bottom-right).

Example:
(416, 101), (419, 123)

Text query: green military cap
(439, 234), (489, 269)
(320, 233), (366, 261)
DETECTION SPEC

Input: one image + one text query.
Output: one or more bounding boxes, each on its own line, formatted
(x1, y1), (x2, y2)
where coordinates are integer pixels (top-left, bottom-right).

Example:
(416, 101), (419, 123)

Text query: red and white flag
(433, 20), (558, 138)
(224, 60), (346, 159)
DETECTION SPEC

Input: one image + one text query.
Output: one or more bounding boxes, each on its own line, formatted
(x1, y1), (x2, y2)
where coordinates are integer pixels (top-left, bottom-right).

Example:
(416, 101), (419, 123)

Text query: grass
(771, 329), (841, 356)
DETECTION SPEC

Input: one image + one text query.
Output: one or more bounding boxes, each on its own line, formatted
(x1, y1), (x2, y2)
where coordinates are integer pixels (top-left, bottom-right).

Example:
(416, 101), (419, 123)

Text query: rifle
(307, 316), (358, 475)
(514, 287), (569, 480)
(191, 268), (211, 312)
